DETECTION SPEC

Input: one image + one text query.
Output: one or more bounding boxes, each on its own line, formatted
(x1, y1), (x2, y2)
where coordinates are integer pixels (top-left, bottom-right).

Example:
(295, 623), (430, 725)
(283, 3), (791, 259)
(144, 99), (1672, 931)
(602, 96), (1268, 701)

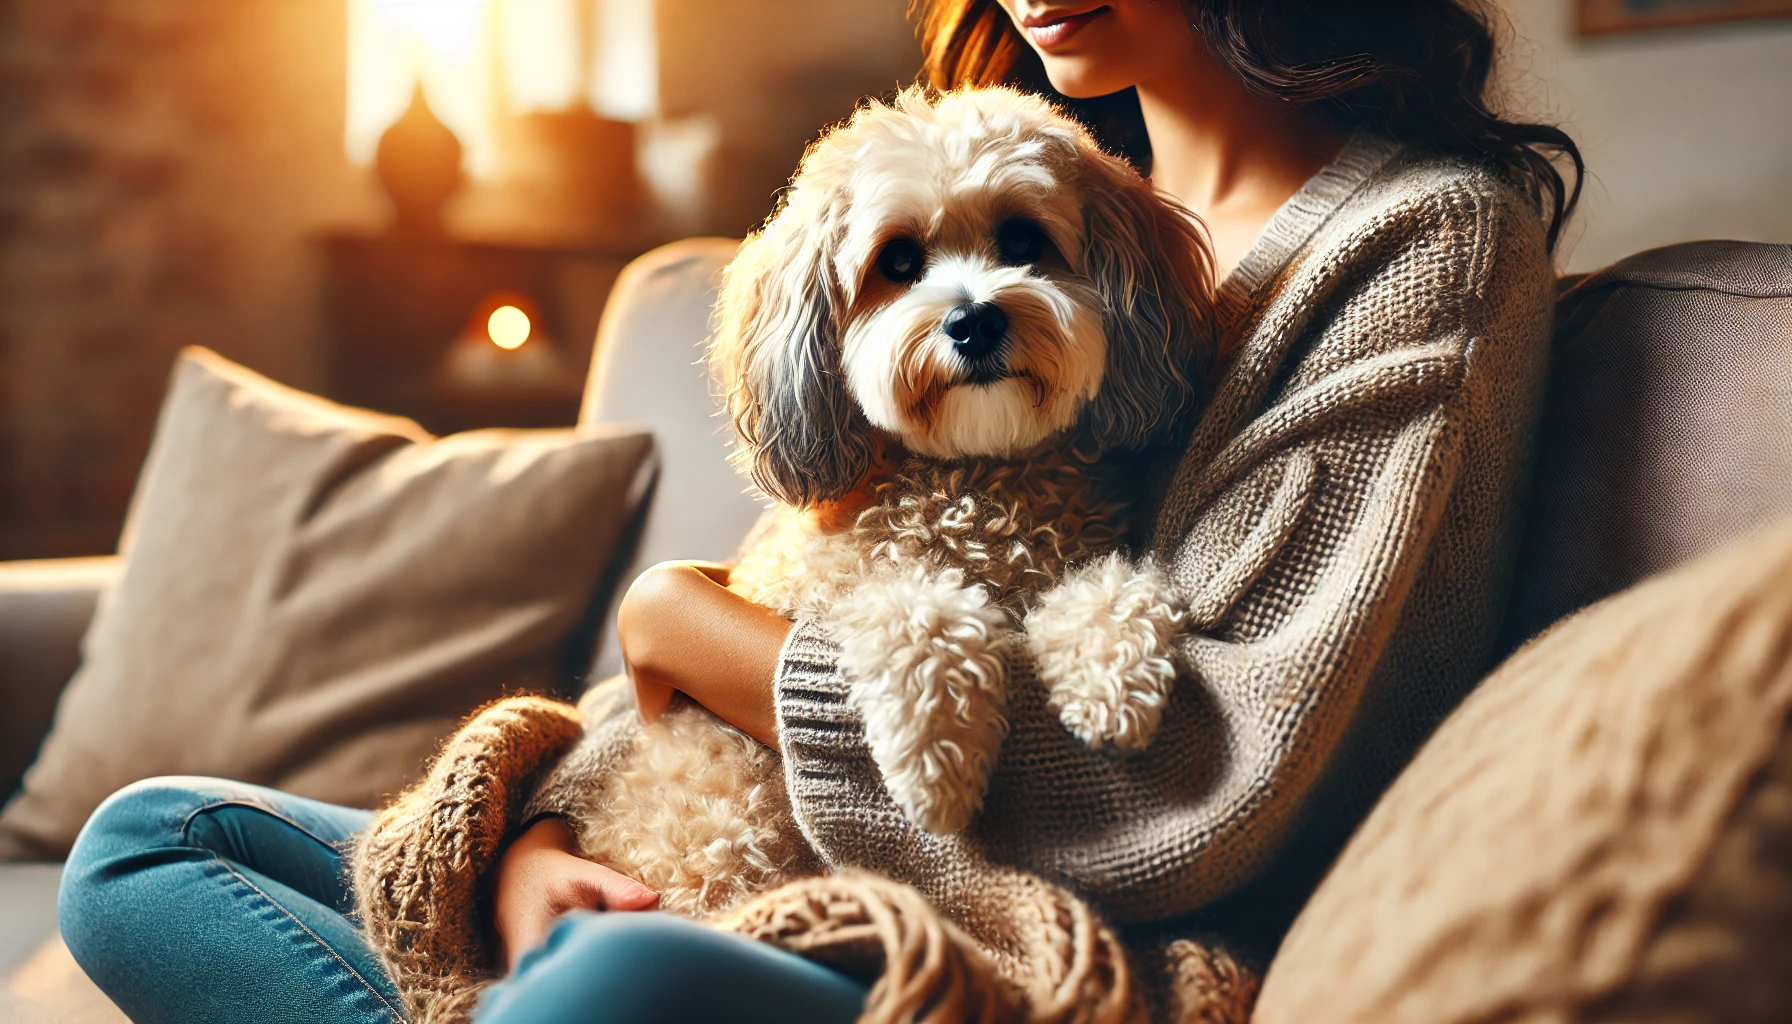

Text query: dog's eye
(877, 239), (924, 283)
(996, 219), (1047, 266)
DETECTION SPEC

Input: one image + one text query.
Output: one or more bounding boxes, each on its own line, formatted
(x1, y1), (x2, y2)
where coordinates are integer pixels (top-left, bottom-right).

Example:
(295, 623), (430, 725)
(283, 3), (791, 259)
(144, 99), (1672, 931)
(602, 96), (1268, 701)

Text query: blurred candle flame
(487, 305), (531, 349)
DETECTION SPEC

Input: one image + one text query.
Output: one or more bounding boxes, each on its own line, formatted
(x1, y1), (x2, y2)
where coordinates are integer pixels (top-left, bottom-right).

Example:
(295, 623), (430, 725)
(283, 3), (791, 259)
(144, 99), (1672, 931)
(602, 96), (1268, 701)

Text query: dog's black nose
(942, 302), (1008, 362)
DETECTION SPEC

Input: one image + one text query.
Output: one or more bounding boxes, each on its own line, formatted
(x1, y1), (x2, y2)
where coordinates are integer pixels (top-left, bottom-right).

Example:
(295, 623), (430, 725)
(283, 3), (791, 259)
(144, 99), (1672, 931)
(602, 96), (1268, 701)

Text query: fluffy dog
(566, 86), (1214, 915)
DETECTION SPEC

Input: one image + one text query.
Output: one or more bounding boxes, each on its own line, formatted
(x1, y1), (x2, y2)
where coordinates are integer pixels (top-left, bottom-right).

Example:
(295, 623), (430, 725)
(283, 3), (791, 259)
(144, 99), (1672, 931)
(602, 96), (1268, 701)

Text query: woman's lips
(1023, 6), (1108, 50)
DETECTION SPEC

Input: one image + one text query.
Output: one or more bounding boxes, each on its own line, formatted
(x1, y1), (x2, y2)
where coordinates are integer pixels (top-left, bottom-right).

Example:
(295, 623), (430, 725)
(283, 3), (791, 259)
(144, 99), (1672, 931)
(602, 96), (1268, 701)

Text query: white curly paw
(832, 566), (1011, 833)
(1052, 685), (1165, 752)
(1026, 553), (1185, 752)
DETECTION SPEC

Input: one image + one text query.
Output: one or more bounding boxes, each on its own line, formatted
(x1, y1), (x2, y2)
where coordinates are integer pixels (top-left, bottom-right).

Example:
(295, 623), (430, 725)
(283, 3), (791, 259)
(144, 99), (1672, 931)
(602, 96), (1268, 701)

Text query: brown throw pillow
(0, 347), (654, 860)
(1254, 516), (1792, 1023)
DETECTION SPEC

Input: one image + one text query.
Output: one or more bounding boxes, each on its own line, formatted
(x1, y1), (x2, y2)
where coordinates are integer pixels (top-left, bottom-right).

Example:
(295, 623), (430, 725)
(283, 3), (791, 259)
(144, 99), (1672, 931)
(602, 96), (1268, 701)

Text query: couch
(2, 237), (1788, 1018)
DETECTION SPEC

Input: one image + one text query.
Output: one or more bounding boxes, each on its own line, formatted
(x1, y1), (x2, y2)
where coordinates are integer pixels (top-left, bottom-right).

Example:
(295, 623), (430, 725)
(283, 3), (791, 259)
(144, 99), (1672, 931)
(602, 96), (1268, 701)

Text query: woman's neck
(1135, 52), (1346, 283)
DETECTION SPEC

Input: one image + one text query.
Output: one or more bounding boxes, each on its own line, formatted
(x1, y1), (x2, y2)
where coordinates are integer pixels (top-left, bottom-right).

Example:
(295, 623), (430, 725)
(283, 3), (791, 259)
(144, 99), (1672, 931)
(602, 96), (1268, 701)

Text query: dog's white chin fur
(921, 380), (1057, 458)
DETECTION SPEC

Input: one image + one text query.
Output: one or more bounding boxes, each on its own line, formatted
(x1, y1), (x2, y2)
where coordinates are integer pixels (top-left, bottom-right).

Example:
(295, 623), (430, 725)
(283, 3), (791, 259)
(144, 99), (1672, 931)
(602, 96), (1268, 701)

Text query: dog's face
(713, 87), (1214, 508)
(836, 134), (1106, 462)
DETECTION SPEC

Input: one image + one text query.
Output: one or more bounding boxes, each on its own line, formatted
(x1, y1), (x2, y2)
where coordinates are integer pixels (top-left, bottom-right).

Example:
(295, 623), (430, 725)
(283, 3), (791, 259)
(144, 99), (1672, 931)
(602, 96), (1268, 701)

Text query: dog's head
(712, 86), (1216, 508)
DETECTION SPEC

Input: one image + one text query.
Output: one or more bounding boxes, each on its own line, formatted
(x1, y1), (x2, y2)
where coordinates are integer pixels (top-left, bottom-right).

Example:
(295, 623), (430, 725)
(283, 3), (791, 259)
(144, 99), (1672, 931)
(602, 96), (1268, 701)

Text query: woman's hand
(492, 817), (659, 971)
(615, 561), (792, 747)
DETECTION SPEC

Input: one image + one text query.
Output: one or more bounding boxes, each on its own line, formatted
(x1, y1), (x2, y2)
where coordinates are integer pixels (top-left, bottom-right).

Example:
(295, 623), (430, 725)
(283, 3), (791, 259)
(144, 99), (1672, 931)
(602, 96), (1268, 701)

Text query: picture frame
(1579, 0), (1792, 35)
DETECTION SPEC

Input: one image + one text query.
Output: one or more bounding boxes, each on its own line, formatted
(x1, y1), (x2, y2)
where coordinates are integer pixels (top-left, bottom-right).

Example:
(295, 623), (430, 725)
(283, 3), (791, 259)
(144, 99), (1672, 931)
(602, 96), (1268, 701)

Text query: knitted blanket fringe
(351, 697), (1253, 1024)
(720, 869), (1146, 1024)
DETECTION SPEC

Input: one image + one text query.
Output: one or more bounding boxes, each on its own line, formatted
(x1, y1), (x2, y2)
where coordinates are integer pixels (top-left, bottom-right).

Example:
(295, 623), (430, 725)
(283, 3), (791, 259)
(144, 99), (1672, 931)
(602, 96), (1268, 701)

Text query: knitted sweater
(352, 135), (1554, 1022)
(772, 133), (1551, 931)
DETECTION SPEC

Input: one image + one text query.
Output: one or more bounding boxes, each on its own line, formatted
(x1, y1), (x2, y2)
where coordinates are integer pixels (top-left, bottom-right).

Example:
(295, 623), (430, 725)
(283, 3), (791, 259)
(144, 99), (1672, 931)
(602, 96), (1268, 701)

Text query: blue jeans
(60, 777), (866, 1024)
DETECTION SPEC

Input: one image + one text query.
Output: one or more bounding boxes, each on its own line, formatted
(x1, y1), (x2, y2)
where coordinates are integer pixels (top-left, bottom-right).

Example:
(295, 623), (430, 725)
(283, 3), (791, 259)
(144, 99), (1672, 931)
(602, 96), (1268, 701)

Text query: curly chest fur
(730, 453), (1133, 618)
(727, 451), (1184, 835)
(565, 457), (1150, 915)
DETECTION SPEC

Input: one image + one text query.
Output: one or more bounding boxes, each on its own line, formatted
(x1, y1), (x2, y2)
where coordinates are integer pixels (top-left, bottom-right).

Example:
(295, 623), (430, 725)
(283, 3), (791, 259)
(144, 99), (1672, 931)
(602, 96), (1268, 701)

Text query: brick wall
(0, 0), (380, 559)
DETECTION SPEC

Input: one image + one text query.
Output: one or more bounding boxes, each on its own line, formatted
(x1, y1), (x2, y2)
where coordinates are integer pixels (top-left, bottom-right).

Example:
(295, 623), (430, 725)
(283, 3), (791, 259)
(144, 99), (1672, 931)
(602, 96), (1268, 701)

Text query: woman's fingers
(494, 818), (660, 970)
(503, 856), (660, 970)
(570, 859), (661, 912)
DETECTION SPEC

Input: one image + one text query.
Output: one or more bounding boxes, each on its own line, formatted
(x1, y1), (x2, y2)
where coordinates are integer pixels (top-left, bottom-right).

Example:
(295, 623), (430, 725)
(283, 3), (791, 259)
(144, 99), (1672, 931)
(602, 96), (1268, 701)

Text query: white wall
(1497, 2), (1792, 271)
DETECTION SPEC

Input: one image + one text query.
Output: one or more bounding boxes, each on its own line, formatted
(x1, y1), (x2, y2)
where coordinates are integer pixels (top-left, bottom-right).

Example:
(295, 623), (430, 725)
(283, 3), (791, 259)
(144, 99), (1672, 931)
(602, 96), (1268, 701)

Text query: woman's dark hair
(912, 0), (1583, 250)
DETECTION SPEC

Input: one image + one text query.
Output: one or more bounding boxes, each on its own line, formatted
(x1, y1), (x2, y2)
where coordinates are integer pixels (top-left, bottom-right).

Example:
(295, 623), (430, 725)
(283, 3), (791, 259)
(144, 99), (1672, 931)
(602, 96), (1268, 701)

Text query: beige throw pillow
(1254, 516), (1792, 1023)
(0, 348), (654, 859)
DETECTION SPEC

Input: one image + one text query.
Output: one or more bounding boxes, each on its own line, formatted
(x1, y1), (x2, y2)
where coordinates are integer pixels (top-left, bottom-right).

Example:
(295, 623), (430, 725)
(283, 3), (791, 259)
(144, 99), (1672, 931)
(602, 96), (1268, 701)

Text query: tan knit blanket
(350, 696), (1256, 1024)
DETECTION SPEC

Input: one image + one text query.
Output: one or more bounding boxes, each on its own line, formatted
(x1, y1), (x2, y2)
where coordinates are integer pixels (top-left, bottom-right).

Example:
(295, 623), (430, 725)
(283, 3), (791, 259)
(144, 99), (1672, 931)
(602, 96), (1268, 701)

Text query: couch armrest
(0, 557), (118, 799)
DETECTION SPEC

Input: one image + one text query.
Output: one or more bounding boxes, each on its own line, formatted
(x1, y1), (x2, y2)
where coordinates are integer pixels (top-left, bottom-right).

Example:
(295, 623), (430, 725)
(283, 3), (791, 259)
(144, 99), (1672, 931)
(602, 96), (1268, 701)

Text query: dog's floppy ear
(1076, 144), (1218, 451)
(711, 185), (872, 508)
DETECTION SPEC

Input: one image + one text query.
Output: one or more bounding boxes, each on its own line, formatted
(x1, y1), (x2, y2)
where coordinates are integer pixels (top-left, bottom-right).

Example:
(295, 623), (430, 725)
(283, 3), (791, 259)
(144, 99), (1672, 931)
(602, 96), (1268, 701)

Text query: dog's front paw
(880, 672), (1006, 835)
(832, 567), (1011, 834)
(1027, 553), (1185, 752)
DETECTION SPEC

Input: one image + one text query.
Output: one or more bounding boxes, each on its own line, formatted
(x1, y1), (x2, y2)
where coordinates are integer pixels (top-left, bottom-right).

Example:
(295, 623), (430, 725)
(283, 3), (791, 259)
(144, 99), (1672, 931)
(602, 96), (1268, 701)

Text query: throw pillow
(1253, 516), (1792, 1023)
(0, 347), (654, 859)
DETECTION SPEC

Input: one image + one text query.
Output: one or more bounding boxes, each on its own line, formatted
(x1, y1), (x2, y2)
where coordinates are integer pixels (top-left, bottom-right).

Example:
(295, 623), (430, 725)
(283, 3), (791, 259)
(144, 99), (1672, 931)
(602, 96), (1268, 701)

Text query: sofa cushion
(0, 348), (655, 860)
(2, 933), (129, 1024)
(0, 863), (62, 975)
(1253, 515), (1792, 1024)
(0, 558), (117, 802)
(1502, 241), (1792, 651)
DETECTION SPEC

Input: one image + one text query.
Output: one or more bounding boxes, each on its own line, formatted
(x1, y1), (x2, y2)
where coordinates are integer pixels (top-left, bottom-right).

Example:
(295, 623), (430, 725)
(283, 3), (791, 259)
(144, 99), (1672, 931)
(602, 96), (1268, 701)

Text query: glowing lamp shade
(346, 0), (660, 177)
(487, 305), (532, 350)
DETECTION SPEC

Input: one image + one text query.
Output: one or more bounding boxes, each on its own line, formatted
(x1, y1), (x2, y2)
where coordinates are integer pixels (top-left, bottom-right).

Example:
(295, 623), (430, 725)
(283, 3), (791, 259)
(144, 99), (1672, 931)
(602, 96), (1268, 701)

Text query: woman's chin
(1037, 61), (1138, 101)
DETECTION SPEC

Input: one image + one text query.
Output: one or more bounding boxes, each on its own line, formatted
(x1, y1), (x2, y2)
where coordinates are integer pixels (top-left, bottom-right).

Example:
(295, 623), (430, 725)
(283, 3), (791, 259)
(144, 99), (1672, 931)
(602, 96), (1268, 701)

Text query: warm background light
(487, 305), (531, 349)
(346, 0), (659, 177)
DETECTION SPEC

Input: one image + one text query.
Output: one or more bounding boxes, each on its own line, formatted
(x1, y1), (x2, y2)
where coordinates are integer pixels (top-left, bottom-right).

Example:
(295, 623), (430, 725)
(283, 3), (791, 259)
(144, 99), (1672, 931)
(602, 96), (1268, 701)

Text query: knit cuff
(774, 617), (875, 864)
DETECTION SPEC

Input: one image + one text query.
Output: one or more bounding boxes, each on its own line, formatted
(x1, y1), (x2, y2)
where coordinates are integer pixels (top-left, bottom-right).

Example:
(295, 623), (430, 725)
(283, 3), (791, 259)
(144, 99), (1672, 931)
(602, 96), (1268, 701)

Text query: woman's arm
(614, 561), (791, 748)
(362, 567), (790, 1001)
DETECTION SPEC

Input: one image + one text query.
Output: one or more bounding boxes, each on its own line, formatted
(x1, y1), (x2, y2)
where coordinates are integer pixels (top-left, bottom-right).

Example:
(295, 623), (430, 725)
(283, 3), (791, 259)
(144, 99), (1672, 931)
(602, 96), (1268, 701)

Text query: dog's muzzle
(942, 301), (1009, 382)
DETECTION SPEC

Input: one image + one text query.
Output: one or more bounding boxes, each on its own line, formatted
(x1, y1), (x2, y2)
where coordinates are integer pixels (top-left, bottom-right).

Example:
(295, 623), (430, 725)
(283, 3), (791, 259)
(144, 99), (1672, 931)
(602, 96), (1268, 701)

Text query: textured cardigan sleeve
(349, 679), (647, 1023)
(351, 696), (587, 1022)
(773, 160), (1555, 925)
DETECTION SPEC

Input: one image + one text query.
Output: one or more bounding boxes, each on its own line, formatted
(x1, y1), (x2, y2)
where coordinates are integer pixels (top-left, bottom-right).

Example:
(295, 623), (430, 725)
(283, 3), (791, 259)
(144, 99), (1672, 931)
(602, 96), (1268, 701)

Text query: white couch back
(577, 238), (766, 678)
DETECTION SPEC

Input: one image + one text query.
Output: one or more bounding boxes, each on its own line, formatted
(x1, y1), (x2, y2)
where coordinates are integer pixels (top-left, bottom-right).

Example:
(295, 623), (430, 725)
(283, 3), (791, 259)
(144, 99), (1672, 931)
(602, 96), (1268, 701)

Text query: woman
(60, 1), (1579, 1021)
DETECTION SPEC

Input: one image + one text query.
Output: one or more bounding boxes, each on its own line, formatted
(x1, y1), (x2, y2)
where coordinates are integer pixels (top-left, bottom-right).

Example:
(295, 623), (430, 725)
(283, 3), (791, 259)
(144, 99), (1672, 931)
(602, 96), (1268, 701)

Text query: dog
(564, 86), (1215, 916)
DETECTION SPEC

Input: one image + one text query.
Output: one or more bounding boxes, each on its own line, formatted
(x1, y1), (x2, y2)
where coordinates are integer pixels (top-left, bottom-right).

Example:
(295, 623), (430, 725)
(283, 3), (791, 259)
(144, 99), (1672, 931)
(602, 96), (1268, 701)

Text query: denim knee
(82, 774), (225, 835)
(66, 776), (233, 870)
(61, 776), (244, 957)
(58, 779), (400, 1024)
